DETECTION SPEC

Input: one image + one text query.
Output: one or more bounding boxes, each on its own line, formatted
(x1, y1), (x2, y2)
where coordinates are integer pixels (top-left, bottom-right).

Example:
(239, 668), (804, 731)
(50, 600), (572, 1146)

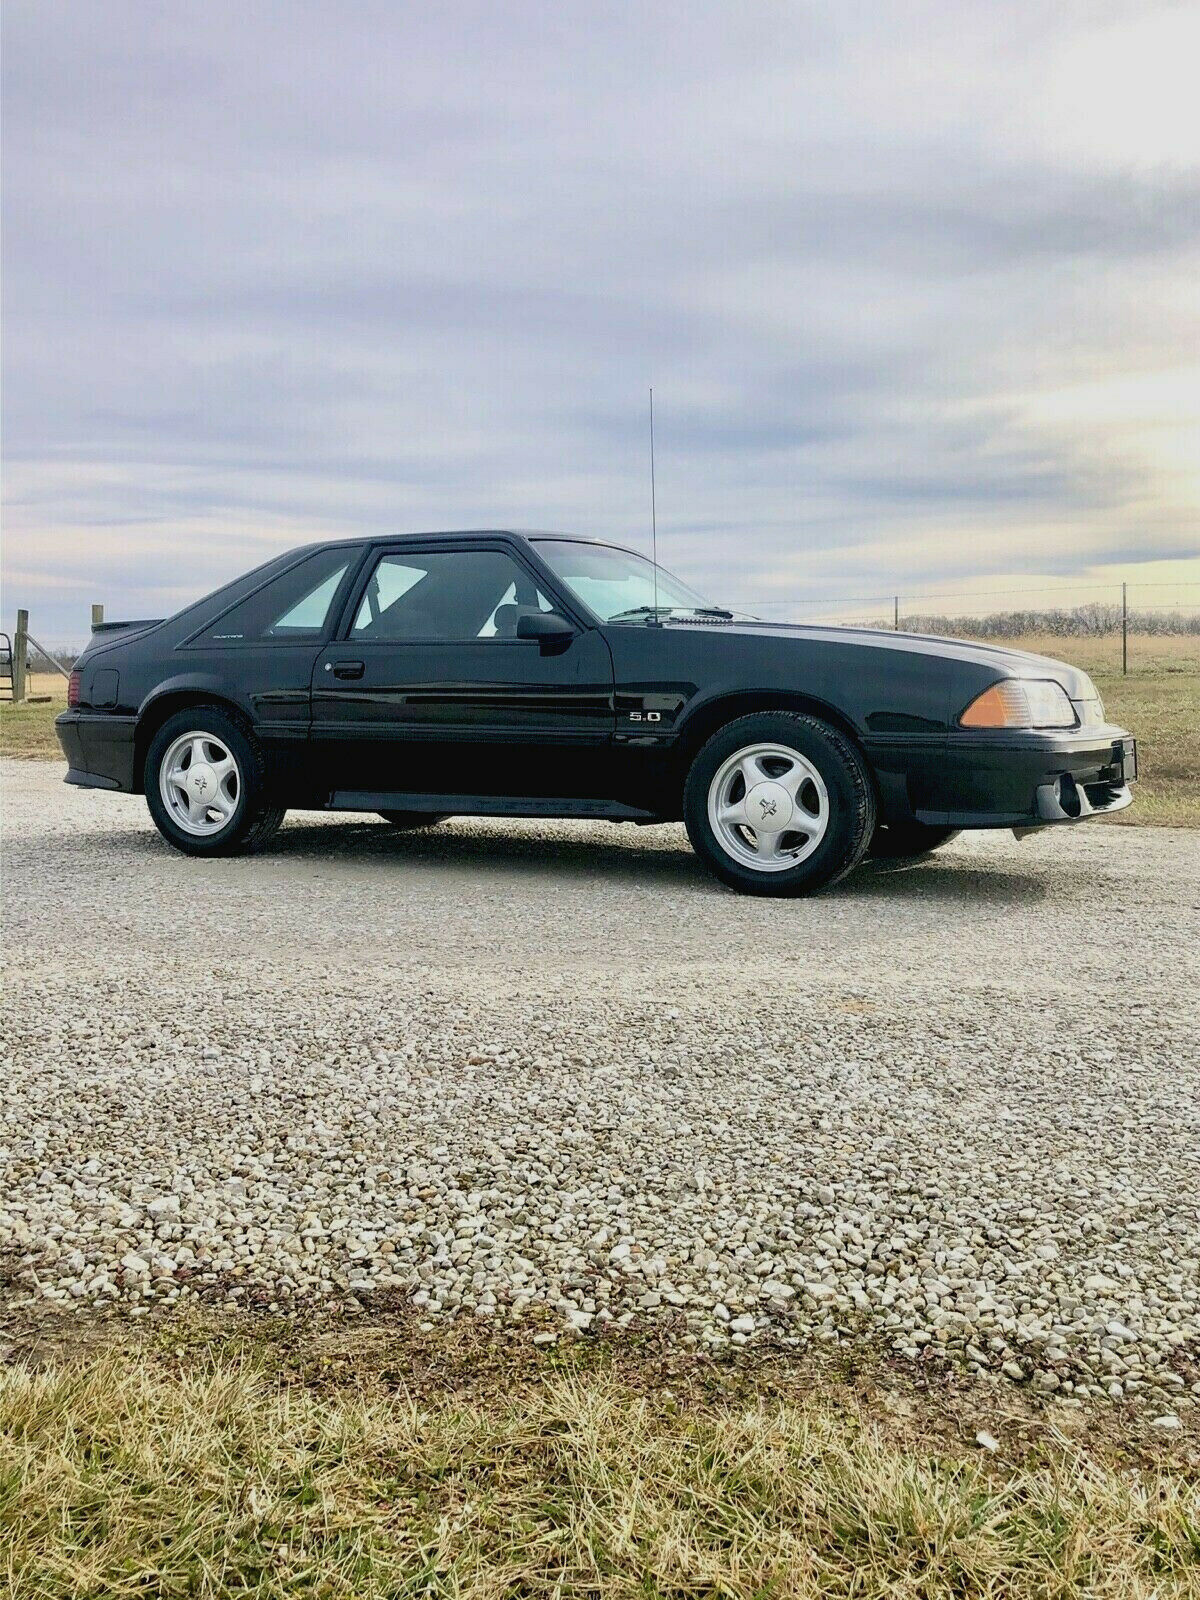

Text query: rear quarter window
(194, 547), (361, 645)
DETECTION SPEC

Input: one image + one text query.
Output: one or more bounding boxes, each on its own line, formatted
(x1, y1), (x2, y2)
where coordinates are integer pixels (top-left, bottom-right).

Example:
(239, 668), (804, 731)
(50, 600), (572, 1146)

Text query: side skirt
(327, 791), (662, 822)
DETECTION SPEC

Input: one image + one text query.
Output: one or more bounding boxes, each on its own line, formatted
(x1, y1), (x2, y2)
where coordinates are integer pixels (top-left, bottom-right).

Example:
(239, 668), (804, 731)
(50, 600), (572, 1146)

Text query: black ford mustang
(57, 530), (1136, 895)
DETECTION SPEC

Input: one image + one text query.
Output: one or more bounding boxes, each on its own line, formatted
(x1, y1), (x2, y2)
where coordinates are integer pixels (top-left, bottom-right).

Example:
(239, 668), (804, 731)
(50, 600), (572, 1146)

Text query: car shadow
(847, 853), (1053, 905)
(267, 818), (1052, 905)
(266, 815), (707, 886)
(50, 816), (1056, 907)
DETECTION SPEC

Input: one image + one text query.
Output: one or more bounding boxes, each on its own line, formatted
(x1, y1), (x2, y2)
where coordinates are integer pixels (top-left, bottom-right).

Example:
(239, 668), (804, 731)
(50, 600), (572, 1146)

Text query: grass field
(3, 639), (1195, 823)
(2, 1323), (1197, 1600)
(0, 674), (68, 759)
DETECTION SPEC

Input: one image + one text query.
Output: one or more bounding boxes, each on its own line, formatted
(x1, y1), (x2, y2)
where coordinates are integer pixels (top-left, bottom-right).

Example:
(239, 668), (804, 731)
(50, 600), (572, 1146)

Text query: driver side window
(351, 549), (552, 641)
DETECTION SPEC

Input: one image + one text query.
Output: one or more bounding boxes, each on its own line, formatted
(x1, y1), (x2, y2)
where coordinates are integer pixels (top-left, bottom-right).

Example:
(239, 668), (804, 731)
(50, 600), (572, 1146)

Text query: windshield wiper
(608, 604), (735, 623)
(607, 604), (672, 622)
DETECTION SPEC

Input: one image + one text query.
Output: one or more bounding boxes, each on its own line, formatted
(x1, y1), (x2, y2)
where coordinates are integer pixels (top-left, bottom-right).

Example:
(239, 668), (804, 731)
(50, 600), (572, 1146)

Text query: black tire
(683, 711), (876, 896)
(144, 705), (286, 856)
(378, 811), (450, 829)
(867, 822), (960, 861)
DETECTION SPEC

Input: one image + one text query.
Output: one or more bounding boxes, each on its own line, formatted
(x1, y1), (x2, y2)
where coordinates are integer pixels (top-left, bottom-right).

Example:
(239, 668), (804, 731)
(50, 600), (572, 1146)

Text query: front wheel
(144, 707), (285, 856)
(683, 712), (876, 896)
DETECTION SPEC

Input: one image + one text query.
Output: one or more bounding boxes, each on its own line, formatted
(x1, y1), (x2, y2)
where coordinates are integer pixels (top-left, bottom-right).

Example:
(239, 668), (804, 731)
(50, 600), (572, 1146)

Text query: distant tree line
(894, 604), (1200, 638)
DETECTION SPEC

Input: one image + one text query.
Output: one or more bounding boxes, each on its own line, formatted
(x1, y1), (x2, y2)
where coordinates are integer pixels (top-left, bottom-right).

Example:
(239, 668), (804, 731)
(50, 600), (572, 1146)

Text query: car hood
(665, 618), (1098, 698)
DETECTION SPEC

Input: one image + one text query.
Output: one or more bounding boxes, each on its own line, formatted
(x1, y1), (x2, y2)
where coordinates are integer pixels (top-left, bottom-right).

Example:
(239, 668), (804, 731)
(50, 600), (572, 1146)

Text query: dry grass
(2, 1347), (1198, 1600)
(0, 674), (68, 759)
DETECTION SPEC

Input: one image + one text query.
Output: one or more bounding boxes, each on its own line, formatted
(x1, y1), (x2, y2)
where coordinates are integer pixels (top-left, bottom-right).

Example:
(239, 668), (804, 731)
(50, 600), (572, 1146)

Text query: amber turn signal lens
(959, 681), (1031, 728)
(960, 679), (1077, 729)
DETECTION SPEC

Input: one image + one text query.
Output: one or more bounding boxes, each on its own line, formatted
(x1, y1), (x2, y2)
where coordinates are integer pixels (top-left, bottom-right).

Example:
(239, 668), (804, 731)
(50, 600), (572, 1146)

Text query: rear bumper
(912, 726), (1137, 829)
(55, 711), (138, 793)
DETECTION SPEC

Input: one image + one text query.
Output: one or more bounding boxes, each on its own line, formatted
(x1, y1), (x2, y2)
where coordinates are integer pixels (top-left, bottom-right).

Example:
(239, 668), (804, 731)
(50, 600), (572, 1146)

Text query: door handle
(331, 659), (365, 680)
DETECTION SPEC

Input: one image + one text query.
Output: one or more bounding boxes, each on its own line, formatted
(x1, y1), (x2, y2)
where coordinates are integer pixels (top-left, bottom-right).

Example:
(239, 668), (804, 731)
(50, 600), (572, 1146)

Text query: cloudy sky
(4, 1), (1198, 642)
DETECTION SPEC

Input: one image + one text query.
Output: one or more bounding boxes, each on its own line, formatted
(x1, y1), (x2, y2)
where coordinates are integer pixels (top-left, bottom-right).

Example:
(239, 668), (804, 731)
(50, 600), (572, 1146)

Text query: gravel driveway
(3, 760), (1198, 1409)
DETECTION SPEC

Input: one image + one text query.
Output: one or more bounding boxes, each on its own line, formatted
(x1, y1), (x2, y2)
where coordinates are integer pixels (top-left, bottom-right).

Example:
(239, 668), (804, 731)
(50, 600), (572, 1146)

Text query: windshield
(534, 539), (724, 623)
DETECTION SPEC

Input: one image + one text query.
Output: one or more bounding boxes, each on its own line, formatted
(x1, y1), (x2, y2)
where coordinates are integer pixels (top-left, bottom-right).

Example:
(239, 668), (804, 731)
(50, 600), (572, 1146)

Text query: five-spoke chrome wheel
(706, 741), (829, 872)
(159, 731), (241, 836)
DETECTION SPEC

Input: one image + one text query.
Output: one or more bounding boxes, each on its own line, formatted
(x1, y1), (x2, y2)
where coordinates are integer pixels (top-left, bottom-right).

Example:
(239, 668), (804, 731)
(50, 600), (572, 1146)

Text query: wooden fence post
(91, 603), (105, 630)
(13, 609), (29, 703)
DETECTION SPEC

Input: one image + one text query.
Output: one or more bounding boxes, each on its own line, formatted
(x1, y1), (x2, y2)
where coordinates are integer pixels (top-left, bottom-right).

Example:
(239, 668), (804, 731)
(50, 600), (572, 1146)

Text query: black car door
(310, 539), (615, 799)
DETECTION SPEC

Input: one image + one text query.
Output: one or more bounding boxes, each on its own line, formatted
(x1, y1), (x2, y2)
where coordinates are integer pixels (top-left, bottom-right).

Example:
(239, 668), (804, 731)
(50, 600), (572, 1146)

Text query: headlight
(959, 679), (1078, 730)
(1077, 674), (1105, 724)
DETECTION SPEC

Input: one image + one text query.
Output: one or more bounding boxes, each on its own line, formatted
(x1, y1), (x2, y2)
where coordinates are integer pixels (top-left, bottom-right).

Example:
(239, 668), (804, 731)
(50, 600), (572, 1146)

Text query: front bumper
(55, 711), (138, 792)
(912, 726), (1137, 830)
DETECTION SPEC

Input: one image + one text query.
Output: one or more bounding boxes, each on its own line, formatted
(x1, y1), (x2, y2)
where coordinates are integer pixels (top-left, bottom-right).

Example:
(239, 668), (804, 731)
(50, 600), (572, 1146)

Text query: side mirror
(516, 610), (575, 645)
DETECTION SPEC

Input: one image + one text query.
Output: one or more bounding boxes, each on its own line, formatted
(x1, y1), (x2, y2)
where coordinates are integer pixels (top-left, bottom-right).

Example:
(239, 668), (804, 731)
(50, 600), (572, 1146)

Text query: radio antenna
(649, 386), (659, 621)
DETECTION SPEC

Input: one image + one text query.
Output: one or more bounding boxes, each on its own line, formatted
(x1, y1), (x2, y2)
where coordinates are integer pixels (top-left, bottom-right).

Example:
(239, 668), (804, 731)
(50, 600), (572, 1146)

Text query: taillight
(67, 671), (81, 707)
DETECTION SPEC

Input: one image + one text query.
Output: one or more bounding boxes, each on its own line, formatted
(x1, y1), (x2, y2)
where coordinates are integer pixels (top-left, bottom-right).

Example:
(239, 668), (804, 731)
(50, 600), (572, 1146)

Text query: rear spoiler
(92, 618), (163, 637)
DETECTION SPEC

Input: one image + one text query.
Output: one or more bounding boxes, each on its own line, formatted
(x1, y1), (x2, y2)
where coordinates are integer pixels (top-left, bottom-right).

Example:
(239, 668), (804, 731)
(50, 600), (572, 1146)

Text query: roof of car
(362, 529), (605, 544)
(300, 529), (637, 556)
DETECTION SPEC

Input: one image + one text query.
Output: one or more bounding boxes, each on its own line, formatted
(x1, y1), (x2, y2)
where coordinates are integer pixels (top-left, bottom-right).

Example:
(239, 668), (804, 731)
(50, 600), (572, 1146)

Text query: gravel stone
(2, 761), (1198, 1404)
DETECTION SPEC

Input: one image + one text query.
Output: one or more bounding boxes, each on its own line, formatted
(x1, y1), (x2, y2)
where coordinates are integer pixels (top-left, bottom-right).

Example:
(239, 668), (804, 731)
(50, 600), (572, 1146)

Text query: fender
(670, 682), (868, 755)
(137, 671), (263, 729)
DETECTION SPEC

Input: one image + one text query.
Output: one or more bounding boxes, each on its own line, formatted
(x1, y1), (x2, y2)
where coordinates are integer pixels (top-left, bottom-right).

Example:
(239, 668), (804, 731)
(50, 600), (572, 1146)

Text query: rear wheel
(683, 712), (875, 896)
(378, 811), (450, 829)
(144, 707), (285, 856)
(867, 822), (959, 860)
